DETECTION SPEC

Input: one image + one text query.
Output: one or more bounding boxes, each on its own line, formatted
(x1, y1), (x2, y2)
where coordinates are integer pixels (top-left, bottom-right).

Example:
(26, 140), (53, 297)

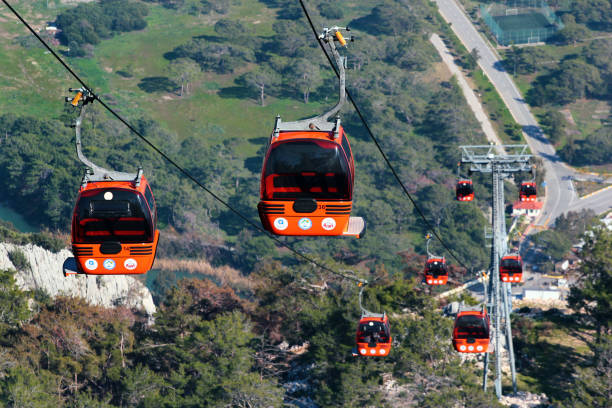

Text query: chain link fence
(481, 0), (564, 45)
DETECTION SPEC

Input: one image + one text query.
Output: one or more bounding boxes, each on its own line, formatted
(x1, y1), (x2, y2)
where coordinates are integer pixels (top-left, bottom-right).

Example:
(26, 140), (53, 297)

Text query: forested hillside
(1, 223), (610, 406)
(0, 262), (505, 407)
(1, 0), (610, 406)
(0, 0), (491, 273)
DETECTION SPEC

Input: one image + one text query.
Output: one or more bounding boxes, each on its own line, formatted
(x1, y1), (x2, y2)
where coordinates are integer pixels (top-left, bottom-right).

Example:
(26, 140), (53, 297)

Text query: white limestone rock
(0, 242), (156, 315)
(500, 391), (550, 407)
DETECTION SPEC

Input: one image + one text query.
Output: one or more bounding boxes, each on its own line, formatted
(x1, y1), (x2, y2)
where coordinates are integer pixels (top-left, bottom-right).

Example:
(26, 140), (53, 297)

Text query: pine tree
(568, 228), (612, 337)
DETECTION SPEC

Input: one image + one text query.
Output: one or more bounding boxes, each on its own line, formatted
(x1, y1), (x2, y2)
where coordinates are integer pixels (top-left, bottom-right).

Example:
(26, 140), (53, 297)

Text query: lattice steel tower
(459, 144), (532, 399)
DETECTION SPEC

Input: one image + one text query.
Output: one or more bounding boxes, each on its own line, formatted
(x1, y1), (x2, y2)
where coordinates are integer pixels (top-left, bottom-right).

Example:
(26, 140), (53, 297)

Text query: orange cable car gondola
(519, 182), (537, 202)
(455, 162), (474, 201)
(257, 27), (364, 238)
(452, 305), (490, 353)
(424, 234), (448, 285)
(353, 282), (391, 357)
(456, 179), (474, 201)
(500, 253), (523, 283)
(519, 165), (537, 202)
(425, 257), (448, 285)
(64, 89), (159, 277)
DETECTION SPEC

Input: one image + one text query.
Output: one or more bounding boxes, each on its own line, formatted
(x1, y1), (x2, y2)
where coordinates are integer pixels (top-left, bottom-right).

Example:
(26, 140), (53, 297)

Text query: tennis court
(494, 13), (554, 31)
(481, 2), (563, 45)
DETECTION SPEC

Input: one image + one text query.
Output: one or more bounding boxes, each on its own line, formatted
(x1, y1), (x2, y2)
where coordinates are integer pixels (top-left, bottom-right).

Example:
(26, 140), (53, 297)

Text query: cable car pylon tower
(459, 144), (532, 399)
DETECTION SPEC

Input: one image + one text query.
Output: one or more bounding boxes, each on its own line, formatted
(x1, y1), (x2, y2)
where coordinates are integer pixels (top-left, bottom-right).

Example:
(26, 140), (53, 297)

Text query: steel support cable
(298, 0), (469, 271)
(0, 0), (363, 284)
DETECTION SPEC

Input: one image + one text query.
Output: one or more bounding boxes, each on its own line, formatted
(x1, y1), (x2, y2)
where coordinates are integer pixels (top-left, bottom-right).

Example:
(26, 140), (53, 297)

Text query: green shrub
(8, 249), (30, 272)
(30, 233), (65, 253)
(318, 3), (344, 19)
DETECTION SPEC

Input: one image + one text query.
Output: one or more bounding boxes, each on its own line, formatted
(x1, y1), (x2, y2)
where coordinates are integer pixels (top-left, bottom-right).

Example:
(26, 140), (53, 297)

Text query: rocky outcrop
(500, 391), (550, 407)
(0, 242), (156, 315)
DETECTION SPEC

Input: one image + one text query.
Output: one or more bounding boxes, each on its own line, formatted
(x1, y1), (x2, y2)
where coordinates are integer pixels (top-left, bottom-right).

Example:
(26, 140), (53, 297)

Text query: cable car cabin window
(264, 140), (351, 200)
(501, 258), (522, 273)
(357, 321), (389, 343)
(426, 262), (447, 275)
(455, 315), (489, 339)
(340, 134), (355, 176)
(144, 185), (156, 224)
(521, 184), (536, 196)
(457, 182), (473, 195)
(341, 134), (352, 160)
(73, 188), (154, 244)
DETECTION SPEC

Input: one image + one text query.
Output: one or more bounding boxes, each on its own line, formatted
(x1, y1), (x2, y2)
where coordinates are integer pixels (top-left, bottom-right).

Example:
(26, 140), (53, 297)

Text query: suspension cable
(0, 0), (365, 284)
(298, 0), (469, 271)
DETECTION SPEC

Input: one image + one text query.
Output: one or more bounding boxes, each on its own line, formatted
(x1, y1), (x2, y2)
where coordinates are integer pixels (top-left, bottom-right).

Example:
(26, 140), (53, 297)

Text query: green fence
(481, 0), (564, 45)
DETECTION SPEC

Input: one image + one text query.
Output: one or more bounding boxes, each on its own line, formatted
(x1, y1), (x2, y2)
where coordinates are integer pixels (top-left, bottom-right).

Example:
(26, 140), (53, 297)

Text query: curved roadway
(434, 0), (612, 225)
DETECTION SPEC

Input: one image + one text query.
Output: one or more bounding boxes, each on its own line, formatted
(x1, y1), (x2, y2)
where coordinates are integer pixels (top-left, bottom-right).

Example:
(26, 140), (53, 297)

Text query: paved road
(568, 185), (612, 214)
(434, 0), (612, 224)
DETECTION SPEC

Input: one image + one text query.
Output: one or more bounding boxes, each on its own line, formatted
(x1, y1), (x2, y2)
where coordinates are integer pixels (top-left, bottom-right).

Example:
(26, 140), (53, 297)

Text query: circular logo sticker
(321, 217), (336, 231)
(103, 259), (116, 270)
(124, 258), (138, 271)
(84, 259), (98, 271)
(273, 217), (288, 231)
(298, 218), (312, 230)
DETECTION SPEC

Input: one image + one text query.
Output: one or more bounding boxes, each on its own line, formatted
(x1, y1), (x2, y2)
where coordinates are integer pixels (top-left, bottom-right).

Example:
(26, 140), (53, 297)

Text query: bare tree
(292, 59), (322, 103)
(167, 58), (201, 97)
(244, 68), (280, 106)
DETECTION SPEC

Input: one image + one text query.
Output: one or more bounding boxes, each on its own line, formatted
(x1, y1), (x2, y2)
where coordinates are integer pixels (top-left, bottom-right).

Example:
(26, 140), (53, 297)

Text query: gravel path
(430, 33), (505, 152)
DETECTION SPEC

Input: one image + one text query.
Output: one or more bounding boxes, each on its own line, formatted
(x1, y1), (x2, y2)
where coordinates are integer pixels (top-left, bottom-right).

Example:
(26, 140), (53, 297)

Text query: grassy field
(530, 98), (611, 153)
(471, 68), (524, 144)
(512, 73), (532, 96)
(0, 0), (72, 119)
(565, 99), (610, 138)
(0, 0), (475, 173)
(573, 179), (612, 197)
(0, 1), (332, 162)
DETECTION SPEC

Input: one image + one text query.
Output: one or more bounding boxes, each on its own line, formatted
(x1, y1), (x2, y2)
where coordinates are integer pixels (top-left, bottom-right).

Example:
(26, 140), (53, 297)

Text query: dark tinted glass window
(521, 184), (536, 195)
(457, 181), (474, 195)
(144, 185), (156, 225)
(455, 315), (489, 338)
(426, 261), (447, 275)
(263, 140), (351, 200)
(89, 200), (131, 217)
(501, 258), (521, 272)
(360, 322), (384, 334)
(357, 321), (389, 342)
(341, 134), (352, 161)
(73, 188), (153, 244)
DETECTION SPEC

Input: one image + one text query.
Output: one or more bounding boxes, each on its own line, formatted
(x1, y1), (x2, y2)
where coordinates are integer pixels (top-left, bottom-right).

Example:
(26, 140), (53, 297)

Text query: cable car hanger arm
(358, 279), (386, 319)
(272, 26), (352, 137)
(425, 233), (444, 260)
(67, 88), (142, 186)
(314, 27), (349, 123)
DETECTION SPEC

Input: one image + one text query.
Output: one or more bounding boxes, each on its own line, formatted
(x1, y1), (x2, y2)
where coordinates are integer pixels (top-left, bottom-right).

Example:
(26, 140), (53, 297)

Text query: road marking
(580, 184), (612, 200)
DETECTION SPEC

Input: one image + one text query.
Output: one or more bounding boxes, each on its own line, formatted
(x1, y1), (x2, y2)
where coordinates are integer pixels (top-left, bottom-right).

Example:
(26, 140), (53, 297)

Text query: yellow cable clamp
(335, 31), (347, 46)
(71, 91), (83, 107)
